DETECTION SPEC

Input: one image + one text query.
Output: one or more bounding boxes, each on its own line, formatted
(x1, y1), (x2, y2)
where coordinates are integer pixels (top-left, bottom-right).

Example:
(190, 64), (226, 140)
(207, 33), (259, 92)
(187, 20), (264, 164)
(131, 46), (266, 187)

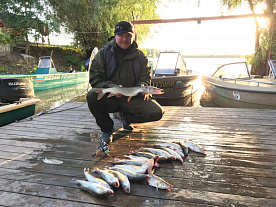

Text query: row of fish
(74, 140), (206, 197)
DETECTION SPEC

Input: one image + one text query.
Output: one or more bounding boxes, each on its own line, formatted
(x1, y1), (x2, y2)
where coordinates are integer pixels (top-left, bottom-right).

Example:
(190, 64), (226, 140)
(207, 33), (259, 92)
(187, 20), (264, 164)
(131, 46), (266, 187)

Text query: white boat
(201, 60), (276, 109)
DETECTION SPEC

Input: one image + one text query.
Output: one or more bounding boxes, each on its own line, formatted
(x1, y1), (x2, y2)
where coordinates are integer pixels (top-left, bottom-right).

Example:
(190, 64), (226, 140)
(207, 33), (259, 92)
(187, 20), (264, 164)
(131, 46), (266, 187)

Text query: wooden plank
(0, 103), (276, 206)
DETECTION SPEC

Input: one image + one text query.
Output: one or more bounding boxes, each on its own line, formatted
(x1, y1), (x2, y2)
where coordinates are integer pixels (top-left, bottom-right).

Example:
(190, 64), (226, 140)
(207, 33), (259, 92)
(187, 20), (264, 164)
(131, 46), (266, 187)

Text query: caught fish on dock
(92, 168), (120, 188)
(114, 157), (159, 167)
(112, 156), (156, 174)
(146, 164), (173, 190)
(139, 147), (176, 161)
(183, 140), (206, 155)
(108, 170), (131, 193)
(94, 85), (164, 102)
(106, 166), (149, 181)
(83, 168), (111, 189)
(75, 179), (114, 197)
(156, 146), (184, 163)
(156, 142), (186, 157)
(130, 151), (168, 162)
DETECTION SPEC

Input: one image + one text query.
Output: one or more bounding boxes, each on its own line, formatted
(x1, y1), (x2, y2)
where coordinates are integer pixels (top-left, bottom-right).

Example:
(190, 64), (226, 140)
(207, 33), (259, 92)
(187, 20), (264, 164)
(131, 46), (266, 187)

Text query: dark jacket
(89, 40), (151, 88)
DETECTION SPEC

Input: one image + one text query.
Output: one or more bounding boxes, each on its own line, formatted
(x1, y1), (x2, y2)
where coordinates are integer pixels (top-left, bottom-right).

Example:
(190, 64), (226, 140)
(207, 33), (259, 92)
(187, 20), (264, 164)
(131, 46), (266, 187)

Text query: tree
(47, 0), (162, 51)
(0, 0), (60, 54)
(220, 0), (276, 75)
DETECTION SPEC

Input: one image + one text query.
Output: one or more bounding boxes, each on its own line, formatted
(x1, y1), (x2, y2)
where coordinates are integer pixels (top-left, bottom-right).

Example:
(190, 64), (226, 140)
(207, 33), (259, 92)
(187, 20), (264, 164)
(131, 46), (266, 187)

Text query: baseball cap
(114, 21), (135, 35)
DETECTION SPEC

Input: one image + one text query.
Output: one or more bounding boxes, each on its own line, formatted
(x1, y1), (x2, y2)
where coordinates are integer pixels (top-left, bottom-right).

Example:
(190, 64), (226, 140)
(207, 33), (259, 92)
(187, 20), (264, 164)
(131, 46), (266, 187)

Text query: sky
(47, 0), (267, 56)
(139, 0), (264, 55)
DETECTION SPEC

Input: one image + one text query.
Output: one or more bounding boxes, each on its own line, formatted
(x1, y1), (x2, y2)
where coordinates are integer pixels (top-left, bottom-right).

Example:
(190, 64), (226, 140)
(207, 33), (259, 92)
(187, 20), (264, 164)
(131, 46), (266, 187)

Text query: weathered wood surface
(0, 102), (276, 206)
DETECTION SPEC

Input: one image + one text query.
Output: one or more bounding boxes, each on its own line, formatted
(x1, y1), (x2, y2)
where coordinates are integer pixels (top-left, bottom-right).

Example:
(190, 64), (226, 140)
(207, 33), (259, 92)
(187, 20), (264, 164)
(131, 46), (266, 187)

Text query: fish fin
(127, 96), (132, 102)
(97, 93), (105, 100)
(107, 93), (115, 98)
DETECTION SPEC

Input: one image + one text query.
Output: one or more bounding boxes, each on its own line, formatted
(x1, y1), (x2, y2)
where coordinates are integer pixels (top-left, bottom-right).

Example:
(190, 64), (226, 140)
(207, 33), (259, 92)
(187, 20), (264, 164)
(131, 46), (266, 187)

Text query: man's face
(115, 33), (134, 49)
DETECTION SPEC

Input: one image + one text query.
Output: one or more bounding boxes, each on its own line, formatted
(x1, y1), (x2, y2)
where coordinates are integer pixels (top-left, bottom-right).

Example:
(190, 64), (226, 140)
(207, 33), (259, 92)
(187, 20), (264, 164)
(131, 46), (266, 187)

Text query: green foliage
(47, 0), (162, 49)
(0, 66), (9, 74)
(0, 31), (13, 45)
(220, 0), (276, 75)
(0, 0), (60, 45)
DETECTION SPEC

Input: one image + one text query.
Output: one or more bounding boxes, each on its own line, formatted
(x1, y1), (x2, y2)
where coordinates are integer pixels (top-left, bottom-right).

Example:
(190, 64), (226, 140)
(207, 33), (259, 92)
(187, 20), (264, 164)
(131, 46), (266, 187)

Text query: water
(34, 82), (90, 114)
(33, 57), (246, 113)
(184, 57), (246, 75)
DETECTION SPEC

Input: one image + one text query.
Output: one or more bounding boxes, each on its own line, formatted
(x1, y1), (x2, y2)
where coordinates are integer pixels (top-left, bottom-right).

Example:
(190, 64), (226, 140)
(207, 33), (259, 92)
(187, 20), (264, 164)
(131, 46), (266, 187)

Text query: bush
(0, 31), (12, 45)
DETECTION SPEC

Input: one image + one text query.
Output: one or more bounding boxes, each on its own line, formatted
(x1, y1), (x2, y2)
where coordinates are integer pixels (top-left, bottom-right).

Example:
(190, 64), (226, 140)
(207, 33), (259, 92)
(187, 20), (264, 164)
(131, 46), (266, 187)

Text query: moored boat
(201, 60), (276, 109)
(151, 52), (199, 106)
(0, 78), (40, 126)
(0, 56), (89, 92)
(0, 98), (41, 127)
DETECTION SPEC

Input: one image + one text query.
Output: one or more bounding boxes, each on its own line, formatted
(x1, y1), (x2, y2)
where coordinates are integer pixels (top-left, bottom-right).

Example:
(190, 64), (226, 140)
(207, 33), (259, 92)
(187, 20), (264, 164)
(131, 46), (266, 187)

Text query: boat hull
(0, 72), (89, 92)
(152, 74), (199, 106)
(0, 99), (41, 127)
(201, 75), (276, 109)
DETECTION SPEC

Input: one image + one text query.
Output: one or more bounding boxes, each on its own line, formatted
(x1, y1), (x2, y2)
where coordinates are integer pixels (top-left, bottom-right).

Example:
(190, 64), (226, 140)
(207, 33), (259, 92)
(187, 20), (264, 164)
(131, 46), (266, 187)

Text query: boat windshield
(38, 57), (53, 68)
(155, 52), (187, 75)
(213, 62), (250, 79)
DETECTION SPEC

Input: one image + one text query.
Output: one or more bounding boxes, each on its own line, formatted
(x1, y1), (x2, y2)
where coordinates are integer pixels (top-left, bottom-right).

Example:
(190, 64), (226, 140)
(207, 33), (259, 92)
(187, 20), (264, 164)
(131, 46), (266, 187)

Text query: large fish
(92, 168), (120, 188)
(95, 85), (164, 102)
(83, 168), (111, 189)
(108, 170), (131, 194)
(75, 179), (114, 197)
(107, 166), (149, 181)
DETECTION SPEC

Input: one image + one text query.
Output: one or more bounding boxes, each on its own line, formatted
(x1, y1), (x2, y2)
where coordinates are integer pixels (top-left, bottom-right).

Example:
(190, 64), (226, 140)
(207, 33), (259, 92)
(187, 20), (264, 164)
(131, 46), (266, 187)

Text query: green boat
(0, 56), (89, 92)
(0, 98), (41, 127)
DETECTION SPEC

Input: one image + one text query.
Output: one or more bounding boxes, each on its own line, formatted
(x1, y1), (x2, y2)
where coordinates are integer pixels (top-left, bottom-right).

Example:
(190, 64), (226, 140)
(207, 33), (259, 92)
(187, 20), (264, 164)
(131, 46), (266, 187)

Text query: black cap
(114, 21), (135, 35)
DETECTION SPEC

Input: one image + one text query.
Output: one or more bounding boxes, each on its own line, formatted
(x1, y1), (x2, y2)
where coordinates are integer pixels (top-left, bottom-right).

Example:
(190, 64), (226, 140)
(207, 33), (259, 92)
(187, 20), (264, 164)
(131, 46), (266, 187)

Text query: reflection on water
(34, 83), (90, 114)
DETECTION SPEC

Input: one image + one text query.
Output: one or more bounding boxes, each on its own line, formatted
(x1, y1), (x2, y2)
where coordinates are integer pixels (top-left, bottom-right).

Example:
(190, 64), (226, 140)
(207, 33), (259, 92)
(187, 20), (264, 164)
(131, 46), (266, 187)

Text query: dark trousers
(86, 89), (165, 132)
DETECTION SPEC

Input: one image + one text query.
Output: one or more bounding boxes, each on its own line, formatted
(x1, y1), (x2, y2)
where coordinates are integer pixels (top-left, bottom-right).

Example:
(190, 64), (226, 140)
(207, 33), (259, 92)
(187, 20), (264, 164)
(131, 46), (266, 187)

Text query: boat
(0, 98), (41, 127)
(201, 60), (276, 109)
(150, 52), (199, 106)
(0, 78), (40, 127)
(0, 56), (89, 92)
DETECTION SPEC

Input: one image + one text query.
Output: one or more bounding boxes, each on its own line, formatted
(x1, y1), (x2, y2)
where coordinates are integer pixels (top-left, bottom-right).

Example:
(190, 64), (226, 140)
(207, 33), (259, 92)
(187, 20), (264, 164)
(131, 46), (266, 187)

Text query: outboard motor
(0, 78), (34, 103)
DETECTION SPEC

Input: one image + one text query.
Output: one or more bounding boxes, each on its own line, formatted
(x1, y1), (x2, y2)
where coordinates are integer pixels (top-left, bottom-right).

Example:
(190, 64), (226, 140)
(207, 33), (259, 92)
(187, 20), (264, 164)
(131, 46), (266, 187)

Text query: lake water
(184, 57), (246, 75)
(34, 57), (246, 113)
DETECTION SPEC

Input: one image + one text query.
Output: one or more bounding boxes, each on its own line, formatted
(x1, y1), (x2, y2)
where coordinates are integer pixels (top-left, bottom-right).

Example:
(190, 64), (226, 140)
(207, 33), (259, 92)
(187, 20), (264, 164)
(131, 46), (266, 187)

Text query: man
(86, 21), (164, 143)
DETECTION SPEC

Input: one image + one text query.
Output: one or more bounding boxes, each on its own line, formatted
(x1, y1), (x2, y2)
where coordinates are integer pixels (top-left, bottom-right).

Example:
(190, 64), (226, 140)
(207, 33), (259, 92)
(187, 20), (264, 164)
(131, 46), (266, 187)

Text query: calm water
(184, 57), (246, 75)
(34, 57), (246, 113)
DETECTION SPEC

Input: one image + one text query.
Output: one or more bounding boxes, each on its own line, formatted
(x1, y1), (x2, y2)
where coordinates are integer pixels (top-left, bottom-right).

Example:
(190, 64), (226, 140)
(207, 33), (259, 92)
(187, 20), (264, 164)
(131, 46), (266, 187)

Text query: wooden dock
(0, 102), (276, 206)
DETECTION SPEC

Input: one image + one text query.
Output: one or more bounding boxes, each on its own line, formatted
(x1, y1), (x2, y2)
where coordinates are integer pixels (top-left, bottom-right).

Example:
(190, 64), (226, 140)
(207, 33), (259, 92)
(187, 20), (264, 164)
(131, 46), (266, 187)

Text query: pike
(83, 168), (111, 189)
(75, 179), (114, 197)
(95, 85), (164, 102)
